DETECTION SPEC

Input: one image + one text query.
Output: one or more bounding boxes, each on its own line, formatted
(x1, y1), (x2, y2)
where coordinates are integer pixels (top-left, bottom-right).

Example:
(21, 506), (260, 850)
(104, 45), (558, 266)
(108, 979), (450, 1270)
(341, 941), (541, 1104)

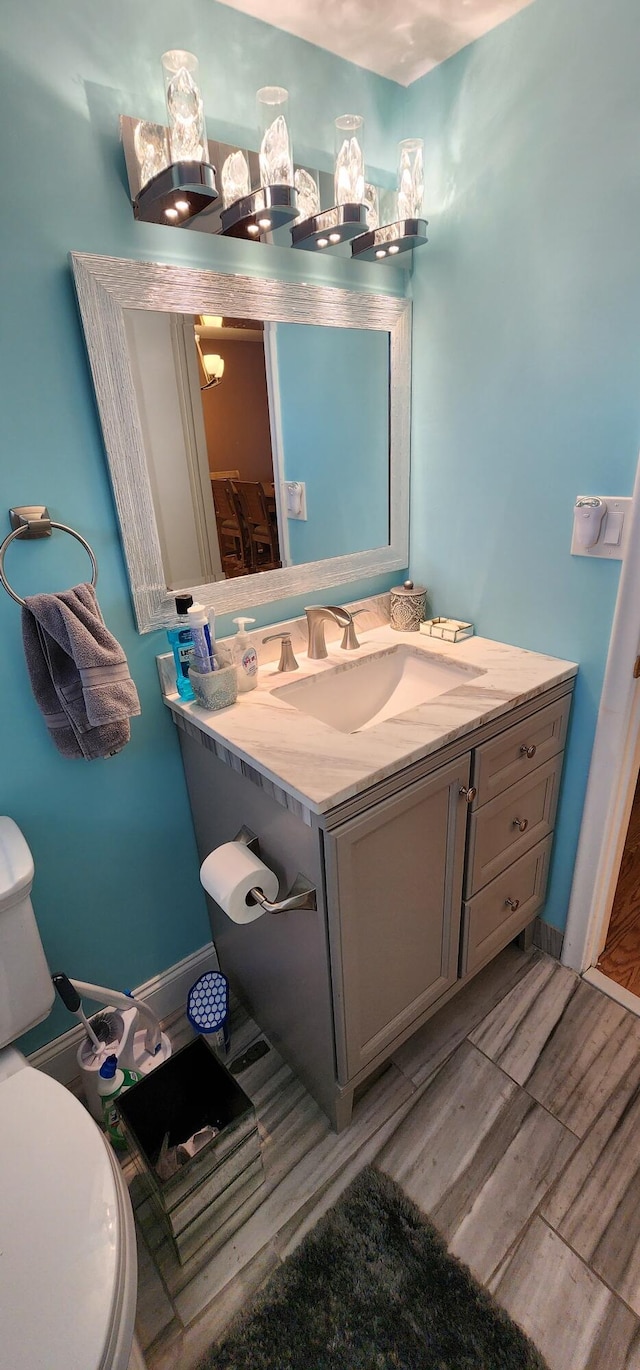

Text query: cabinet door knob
(505, 897), (520, 911)
(512, 816), (529, 832)
(459, 786), (477, 804)
(520, 744), (537, 759)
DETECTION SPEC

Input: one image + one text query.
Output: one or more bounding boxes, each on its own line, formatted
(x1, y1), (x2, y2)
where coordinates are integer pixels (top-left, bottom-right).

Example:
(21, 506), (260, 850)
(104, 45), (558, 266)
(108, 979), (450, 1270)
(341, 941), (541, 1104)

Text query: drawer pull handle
(505, 897), (520, 911)
(513, 816), (529, 832)
(520, 744), (537, 759)
(459, 786), (477, 804)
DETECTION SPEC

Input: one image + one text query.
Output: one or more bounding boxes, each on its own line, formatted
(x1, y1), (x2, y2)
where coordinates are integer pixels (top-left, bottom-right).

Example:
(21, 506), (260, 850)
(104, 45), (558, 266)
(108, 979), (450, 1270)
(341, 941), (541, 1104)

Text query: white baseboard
(28, 942), (219, 1087)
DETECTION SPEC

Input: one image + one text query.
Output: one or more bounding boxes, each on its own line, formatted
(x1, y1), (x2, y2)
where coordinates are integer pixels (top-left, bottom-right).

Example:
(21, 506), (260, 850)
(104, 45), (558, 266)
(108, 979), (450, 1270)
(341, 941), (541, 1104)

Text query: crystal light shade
(335, 115), (365, 206)
(257, 86), (293, 186)
(162, 50), (207, 164)
(221, 149), (251, 209)
(294, 168), (321, 221)
(364, 182), (379, 231)
(134, 120), (169, 190)
(396, 138), (424, 219)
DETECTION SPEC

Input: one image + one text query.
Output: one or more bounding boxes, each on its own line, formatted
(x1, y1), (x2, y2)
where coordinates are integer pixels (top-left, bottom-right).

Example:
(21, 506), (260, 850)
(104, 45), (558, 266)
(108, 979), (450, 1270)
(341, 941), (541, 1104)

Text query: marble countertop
(164, 626), (577, 815)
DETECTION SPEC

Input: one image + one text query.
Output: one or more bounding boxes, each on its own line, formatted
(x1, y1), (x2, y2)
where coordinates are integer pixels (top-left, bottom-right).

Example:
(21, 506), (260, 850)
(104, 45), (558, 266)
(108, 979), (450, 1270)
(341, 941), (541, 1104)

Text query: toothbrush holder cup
(188, 663), (238, 711)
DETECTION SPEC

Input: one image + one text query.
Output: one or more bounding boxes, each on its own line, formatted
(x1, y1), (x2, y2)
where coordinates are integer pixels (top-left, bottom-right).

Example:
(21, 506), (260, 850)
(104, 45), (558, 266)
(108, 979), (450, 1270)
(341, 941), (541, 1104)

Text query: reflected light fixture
(195, 334), (225, 389)
(352, 137), (428, 263)
(133, 51), (218, 225)
(220, 86), (298, 238)
(292, 114), (368, 252)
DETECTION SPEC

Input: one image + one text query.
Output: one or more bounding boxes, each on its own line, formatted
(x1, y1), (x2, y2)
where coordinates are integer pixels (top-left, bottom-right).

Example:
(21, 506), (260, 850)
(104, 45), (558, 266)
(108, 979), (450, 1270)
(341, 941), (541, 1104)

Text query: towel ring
(0, 517), (98, 607)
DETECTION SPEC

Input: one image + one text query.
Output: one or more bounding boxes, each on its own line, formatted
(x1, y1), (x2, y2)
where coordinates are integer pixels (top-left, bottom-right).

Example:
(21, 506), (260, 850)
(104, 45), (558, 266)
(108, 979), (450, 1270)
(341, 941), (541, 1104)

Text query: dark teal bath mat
(198, 1164), (548, 1370)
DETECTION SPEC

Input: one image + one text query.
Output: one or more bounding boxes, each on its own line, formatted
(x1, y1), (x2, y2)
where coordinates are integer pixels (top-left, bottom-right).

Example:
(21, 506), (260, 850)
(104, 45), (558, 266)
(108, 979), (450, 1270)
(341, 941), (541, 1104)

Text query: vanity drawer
(461, 836), (552, 977)
(471, 694), (570, 808)
(465, 753), (562, 896)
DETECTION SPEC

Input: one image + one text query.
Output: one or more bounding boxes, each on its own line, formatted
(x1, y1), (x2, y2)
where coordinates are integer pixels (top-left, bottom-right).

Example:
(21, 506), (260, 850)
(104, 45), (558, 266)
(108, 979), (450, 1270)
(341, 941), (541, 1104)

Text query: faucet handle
(262, 632), (299, 673)
(340, 609), (366, 651)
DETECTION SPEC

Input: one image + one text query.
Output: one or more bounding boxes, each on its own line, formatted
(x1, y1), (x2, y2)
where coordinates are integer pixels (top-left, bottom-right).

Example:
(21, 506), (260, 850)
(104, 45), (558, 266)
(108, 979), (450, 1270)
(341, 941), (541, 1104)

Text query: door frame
(562, 450), (640, 972)
(263, 322), (292, 568)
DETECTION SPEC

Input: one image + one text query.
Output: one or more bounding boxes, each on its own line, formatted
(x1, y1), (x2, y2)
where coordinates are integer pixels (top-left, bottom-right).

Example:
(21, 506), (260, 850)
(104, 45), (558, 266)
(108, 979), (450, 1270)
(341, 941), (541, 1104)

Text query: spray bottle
(97, 1054), (142, 1150)
(232, 617), (258, 692)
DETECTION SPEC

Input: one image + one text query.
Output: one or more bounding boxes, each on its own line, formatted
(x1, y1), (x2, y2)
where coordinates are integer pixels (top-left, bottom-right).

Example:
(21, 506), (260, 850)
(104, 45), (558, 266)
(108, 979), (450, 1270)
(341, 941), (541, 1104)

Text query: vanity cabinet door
(325, 755), (470, 1083)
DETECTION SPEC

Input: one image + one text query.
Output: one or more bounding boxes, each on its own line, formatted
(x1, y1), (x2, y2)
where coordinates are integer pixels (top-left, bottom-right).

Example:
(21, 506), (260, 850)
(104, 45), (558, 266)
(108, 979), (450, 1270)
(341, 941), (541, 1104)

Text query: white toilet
(0, 816), (144, 1370)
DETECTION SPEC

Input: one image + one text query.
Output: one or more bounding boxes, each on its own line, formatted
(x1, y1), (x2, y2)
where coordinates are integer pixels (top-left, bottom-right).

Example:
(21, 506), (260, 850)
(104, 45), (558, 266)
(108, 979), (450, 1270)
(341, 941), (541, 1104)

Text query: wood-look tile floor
(128, 946), (640, 1370)
(598, 775), (640, 997)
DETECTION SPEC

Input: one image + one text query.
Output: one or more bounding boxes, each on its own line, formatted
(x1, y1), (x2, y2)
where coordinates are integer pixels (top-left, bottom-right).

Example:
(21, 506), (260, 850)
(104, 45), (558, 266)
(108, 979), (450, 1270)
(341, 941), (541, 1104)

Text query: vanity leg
(515, 921), (536, 952)
(330, 1086), (354, 1134)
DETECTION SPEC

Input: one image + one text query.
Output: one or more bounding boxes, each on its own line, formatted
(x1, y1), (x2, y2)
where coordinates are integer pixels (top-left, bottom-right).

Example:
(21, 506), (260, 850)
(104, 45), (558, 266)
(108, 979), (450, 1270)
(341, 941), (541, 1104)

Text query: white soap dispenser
(233, 617), (258, 692)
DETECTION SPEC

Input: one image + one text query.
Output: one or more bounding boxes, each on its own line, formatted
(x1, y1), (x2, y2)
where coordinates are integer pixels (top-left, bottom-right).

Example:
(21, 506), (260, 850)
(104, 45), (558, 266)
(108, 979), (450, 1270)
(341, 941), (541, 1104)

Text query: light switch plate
(571, 496), (633, 559)
(283, 481), (307, 520)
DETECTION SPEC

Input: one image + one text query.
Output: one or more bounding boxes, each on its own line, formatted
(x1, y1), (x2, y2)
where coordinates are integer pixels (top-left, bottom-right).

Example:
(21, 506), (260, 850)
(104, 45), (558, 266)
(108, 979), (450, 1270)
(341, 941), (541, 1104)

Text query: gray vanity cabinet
(174, 678), (573, 1134)
(324, 755), (470, 1083)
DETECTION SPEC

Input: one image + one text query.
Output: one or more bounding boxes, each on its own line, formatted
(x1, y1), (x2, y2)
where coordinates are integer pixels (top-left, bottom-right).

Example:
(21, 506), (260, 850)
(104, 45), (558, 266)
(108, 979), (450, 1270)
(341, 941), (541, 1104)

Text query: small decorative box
(420, 617), (474, 643)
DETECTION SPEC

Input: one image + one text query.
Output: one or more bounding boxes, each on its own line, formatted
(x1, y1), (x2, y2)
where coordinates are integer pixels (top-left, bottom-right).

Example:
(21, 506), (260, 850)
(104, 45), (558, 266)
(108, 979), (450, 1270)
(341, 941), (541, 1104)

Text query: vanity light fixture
(351, 138), (428, 264)
(291, 114), (368, 252)
(352, 217), (429, 262)
(133, 159), (219, 225)
(132, 52), (218, 225)
(291, 202), (369, 251)
(220, 87), (298, 239)
(220, 184), (298, 238)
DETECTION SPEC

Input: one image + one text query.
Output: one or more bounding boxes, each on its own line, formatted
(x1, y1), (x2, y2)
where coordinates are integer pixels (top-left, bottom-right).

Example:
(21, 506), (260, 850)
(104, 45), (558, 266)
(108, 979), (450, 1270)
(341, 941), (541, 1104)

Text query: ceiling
(217, 0), (535, 85)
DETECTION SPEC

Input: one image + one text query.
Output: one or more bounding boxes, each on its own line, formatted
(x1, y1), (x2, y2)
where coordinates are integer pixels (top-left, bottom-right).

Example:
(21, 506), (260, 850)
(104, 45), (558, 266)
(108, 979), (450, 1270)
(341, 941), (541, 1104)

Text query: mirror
(124, 310), (390, 590)
(72, 253), (410, 632)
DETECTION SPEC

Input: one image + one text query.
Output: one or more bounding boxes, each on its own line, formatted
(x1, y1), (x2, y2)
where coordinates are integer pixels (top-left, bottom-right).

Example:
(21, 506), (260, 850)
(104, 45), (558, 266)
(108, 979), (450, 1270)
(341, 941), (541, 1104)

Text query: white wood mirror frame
(71, 251), (411, 633)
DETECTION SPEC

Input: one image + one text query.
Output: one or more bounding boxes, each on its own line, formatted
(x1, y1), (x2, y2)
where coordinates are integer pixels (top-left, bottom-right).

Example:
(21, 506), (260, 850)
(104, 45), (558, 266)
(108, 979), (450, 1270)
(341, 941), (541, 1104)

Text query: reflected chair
(210, 479), (249, 577)
(231, 480), (281, 571)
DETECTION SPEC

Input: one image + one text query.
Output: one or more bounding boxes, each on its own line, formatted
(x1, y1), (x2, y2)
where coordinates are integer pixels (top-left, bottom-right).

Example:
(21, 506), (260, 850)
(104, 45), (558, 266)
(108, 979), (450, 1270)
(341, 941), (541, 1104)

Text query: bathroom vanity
(164, 607), (577, 1131)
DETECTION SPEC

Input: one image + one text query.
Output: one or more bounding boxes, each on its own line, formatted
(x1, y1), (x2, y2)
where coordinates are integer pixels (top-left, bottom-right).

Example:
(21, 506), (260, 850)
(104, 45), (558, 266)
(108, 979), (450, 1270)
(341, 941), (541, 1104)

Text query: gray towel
(21, 582), (141, 759)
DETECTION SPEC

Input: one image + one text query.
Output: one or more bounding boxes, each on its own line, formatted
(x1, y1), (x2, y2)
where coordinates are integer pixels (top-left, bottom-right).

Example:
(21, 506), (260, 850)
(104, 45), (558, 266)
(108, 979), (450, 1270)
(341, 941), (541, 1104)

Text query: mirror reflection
(123, 308), (390, 592)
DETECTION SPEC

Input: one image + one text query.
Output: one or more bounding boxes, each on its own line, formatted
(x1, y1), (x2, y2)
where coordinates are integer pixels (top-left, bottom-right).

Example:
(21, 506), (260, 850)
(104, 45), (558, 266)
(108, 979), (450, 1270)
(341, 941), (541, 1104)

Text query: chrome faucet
(305, 605), (352, 660)
(262, 631), (299, 672)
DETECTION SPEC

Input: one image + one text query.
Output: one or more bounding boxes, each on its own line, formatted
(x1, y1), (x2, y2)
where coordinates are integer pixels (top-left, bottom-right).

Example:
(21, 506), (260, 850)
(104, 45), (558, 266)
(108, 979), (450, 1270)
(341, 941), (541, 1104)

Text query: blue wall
(1, 0), (405, 1050)
(276, 323), (390, 563)
(405, 0), (640, 929)
(7, 0), (630, 1057)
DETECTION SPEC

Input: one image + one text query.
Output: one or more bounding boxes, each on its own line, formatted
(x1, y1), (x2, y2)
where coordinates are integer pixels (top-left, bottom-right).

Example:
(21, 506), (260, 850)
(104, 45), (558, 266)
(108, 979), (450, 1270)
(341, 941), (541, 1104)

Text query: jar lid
(392, 579), (426, 597)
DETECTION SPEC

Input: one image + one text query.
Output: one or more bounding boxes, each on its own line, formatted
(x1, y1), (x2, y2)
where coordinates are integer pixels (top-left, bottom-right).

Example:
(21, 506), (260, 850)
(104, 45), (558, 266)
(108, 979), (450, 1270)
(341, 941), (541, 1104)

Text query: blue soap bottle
(167, 594), (196, 701)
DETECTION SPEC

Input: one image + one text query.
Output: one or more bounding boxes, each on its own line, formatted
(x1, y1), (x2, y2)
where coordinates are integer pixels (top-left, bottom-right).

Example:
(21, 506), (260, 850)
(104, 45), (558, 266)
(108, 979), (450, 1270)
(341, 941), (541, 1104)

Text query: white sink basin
(272, 645), (485, 734)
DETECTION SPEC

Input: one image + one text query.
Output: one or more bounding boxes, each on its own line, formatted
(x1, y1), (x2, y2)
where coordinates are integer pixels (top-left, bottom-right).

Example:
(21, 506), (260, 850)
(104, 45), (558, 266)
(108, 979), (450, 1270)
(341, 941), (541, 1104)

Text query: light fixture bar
(351, 217), (428, 263)
(291, 202), (368, 252)
(220, 184), (298, 238)
(133, 161), (218, 225)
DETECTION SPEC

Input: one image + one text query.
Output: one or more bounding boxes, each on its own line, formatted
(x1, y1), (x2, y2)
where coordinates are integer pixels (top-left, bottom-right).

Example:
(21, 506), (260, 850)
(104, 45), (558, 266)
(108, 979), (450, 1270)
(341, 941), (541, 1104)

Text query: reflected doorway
(194, 315), (281, 579)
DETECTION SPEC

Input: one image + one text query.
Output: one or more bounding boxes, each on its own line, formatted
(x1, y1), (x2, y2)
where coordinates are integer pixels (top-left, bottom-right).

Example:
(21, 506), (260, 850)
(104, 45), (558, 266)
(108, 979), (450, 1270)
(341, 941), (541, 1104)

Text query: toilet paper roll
(200, 842), (279, 924)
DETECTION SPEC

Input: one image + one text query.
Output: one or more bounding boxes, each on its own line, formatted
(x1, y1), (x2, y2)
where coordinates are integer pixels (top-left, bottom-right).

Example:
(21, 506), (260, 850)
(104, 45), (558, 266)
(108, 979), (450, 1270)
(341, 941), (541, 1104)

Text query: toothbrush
(52, 971), (104, 1054)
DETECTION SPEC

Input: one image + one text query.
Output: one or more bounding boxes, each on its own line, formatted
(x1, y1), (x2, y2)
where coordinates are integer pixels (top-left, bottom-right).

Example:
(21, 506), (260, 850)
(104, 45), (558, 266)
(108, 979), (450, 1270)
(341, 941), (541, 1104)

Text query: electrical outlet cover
(571, 496), (633, 559)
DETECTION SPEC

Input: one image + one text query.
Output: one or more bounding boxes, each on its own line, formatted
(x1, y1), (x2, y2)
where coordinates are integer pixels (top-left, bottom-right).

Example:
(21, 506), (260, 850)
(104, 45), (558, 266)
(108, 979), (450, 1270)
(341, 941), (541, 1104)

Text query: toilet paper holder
(235, 828), (317, 914)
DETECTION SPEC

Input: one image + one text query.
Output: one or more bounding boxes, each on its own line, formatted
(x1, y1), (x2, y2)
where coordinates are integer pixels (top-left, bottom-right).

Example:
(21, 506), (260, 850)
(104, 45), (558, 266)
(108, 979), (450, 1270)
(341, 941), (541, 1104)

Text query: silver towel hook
(0, 506), (98, 607)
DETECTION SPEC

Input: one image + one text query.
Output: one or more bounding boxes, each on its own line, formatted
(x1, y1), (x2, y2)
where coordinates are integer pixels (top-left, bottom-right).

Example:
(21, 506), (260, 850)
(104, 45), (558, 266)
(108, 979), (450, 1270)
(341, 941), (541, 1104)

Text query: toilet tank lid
(0, 818), (34, 907)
